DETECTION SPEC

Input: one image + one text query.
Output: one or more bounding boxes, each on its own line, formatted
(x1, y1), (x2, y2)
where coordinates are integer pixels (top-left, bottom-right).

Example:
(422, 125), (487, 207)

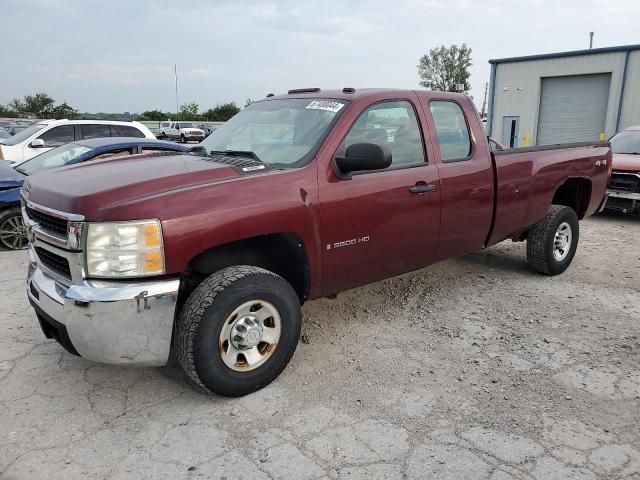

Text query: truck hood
(612, 153), (640, 173)
(23, 153), (242, 218)
(0, 161), (25, 189)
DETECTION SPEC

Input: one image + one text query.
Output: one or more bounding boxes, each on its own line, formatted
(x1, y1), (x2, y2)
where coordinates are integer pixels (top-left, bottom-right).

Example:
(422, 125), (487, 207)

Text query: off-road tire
(526, 205), (579, 275)
(175, 266), (301, 397)
(0, 207), (28, 250)
(180, 134), (186, 143)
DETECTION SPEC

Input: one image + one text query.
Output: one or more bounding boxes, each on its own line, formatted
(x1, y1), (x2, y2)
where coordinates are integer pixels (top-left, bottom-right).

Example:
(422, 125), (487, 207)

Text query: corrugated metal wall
(619, 50), (640, 129)
(489, 51), (631, 145)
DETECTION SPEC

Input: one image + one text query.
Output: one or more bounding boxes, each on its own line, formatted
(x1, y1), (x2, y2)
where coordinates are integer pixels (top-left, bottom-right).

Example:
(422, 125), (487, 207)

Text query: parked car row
(0, 137), (191, 249)
(0, 119), (155, 164)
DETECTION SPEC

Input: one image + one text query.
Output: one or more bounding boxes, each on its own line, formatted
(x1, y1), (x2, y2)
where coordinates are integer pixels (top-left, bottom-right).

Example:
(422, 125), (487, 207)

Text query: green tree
(138, 110), (169, 121)
(7, 98), (24, 115)
(22, 93), (56, 118)
(179, 102), (200, 121)
(0, 104), (18, 118)
(417, 43), (472, 92)
(203, 102), (240, 121)
(50, 102), (78, 119)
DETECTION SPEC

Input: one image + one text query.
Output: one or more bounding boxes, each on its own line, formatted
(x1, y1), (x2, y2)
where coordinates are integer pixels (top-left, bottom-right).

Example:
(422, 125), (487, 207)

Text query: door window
(37, 125), (75, 147)
(339, 100), (426, 168)
(429, 101), (472, 162)
(82, 124), (112, 139)
(112, 125), (145, 138)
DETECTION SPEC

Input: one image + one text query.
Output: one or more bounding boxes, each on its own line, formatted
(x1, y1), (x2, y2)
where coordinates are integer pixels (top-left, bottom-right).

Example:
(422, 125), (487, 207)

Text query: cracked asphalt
(1, 212), (639, 479)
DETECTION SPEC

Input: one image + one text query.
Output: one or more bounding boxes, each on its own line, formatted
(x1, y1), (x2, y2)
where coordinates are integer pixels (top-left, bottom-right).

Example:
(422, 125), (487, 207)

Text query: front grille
(35, 247), (71, 280)
(609, 173), (640, 193)
(26, 206), (68, 237)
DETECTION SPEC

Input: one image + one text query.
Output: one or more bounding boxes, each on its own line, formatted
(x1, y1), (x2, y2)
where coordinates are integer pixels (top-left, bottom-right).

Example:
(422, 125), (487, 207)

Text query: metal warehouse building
(487, 44), (640, 148)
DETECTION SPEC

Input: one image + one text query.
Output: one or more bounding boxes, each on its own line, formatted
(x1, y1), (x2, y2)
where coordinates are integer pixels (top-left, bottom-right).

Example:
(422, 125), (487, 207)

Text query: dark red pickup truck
(22, 88), (611, 396)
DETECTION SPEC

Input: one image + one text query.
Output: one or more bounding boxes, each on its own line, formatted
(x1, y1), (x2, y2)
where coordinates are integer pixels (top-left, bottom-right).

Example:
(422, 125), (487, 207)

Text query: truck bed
(487, 141), (611, 247)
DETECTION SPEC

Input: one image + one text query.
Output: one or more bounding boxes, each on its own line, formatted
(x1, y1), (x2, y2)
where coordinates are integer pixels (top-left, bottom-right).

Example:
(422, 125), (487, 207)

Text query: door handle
(409, 183), (437, 194)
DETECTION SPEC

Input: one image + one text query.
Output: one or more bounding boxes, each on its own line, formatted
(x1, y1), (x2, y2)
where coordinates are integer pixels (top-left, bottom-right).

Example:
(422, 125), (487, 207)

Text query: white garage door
(536, 73), (611, 145)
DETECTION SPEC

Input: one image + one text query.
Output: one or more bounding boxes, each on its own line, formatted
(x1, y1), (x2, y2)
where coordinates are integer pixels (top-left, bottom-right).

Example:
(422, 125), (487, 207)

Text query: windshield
(15, 143), (92, 175)
(199, 98), (346, 167)
(178, 122), (194, 128)
(610, 130), (640, 155)
(0, 124), (47, 146)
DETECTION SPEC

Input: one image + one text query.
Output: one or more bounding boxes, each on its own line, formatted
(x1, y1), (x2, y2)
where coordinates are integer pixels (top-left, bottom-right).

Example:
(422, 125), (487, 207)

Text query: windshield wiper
(209, 150), (263, 163)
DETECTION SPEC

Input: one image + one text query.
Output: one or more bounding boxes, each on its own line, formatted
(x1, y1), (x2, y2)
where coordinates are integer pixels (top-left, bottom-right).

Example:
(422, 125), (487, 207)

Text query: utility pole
(480, 81), (489, 119)
(174, 64), (179, 120)
(589, 32), (594, 49)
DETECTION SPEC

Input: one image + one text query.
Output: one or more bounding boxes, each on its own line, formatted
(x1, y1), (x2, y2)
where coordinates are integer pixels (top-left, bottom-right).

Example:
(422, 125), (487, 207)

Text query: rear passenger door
(420, 98), (494, 260)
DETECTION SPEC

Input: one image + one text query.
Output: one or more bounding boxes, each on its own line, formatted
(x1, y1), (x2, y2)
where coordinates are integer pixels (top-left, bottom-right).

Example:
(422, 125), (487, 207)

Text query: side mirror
(30, 139), (45, 148)
(334, 142), (392, 179)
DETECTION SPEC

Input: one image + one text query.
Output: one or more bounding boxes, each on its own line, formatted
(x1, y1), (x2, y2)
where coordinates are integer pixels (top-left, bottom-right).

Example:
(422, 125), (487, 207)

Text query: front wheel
(180, 134), (186, 143)
(0, 207), (28, 250)
(175, 266), (301, 397)
(526, 205), (579, 275)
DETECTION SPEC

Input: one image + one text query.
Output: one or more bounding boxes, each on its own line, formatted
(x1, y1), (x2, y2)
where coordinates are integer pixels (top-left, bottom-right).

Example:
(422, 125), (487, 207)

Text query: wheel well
(552, 178), (592, 219)
(177, 233), (310, 312)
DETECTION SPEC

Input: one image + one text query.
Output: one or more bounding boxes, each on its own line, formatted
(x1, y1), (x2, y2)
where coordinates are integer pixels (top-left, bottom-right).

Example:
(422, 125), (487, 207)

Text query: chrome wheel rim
(219, 300), (281, 372)
(0, 215), (28, 250)
(553, 221), (572, 261)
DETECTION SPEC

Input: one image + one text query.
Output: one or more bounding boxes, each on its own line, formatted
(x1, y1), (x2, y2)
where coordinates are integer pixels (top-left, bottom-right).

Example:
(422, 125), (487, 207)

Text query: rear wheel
(526, 205), (579, 275)
(0, 208), (28, 250)
(175, 266), (301, 397)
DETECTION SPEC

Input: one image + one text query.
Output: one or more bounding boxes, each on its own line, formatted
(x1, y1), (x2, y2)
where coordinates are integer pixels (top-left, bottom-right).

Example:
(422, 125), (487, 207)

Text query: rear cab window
(429, 101), (472, 162)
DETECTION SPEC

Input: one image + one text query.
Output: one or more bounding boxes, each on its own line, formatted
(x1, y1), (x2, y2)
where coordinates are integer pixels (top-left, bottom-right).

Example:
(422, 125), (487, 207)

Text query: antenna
(174, 64), (179, 120)
(589, 32), (594, 49)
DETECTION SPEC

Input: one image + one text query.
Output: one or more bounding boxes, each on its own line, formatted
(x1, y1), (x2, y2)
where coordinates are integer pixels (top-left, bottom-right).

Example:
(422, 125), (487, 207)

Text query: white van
(0, 119), (155, 164)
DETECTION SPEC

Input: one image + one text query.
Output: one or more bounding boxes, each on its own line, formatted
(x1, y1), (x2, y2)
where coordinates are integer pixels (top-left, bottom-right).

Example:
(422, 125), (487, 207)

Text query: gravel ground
(1, 212), (639, 480)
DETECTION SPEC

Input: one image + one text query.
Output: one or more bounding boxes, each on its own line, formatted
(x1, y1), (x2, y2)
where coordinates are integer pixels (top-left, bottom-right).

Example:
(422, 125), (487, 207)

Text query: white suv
(158, 121), (205, 143)
(0, 119), (155, 164)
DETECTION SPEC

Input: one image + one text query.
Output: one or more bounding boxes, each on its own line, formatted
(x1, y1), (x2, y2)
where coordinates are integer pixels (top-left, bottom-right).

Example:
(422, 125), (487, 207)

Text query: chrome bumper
(605, 189), (640, 200)
(27, 247), (180, 366)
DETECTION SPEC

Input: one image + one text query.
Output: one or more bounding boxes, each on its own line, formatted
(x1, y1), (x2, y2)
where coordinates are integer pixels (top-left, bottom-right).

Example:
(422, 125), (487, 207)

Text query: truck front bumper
(602, 189), (640, 213)
(27, 248), (180, 367)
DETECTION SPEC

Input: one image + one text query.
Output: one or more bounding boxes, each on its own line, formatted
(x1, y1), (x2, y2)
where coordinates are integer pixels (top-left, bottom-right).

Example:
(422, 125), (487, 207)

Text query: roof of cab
(263, 88), (469, 102)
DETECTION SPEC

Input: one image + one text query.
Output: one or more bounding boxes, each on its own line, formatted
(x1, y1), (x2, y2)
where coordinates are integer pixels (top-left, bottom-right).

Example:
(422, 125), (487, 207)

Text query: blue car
(0, 137), (191, 250)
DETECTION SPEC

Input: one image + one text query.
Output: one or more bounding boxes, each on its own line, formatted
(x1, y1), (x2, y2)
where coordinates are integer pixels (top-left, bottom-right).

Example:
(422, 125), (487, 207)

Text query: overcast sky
(2, 0), (639, 113)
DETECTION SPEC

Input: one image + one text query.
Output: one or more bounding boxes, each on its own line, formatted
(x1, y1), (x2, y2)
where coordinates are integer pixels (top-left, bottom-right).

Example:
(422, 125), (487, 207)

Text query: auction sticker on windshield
(306, 100), (345, 113)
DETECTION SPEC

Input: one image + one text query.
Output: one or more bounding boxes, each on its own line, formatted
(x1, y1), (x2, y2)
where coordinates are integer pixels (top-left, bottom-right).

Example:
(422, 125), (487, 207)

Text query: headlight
(86, 220), (165, 278)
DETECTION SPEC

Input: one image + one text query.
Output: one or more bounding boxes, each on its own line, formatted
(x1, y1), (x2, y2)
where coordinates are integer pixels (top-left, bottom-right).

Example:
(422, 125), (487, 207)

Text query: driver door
(319, 98), (441, 294)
